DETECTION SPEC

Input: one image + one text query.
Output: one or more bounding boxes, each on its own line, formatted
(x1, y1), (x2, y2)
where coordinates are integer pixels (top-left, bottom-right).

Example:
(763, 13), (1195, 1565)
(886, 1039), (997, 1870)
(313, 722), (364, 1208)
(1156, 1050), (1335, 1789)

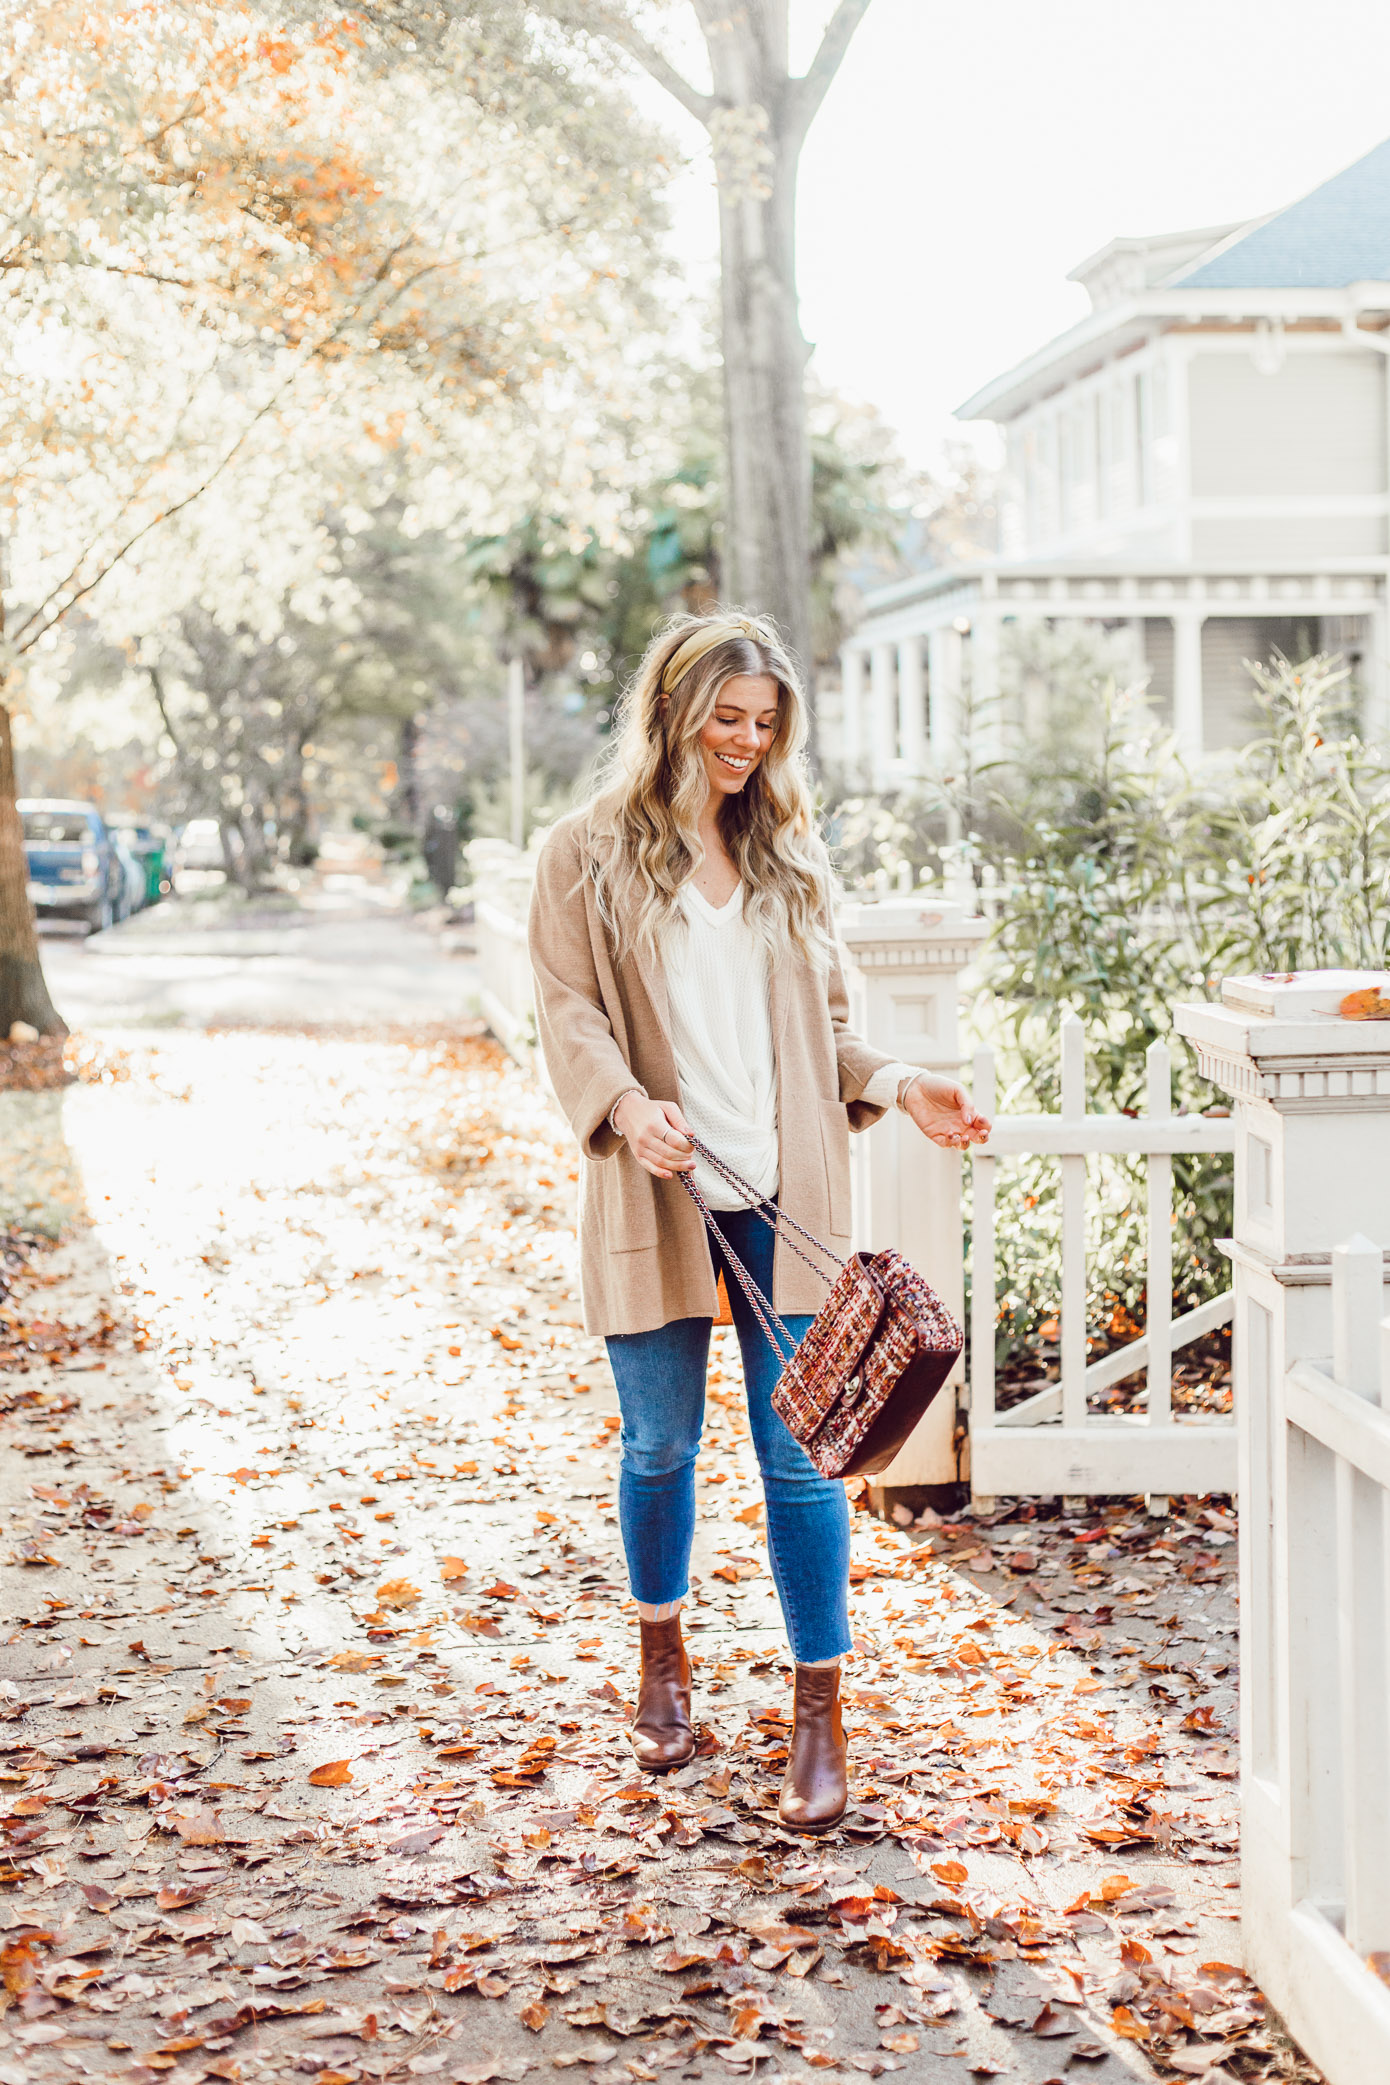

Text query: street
(0, 902), (1305, 2085)
(35, 886), (478, 1034)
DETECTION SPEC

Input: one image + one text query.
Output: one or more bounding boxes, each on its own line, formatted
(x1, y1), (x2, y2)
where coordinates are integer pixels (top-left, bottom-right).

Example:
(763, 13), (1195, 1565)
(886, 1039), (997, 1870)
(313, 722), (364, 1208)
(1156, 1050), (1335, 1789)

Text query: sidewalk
(0, 1028), (1317, 2085)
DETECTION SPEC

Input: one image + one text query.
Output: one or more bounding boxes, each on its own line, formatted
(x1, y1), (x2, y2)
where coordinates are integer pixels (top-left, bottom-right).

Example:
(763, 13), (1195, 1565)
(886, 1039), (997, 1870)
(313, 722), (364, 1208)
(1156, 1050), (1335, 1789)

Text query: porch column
(970, 611), (1001, 762)
(837, 896), (990, 1492)
(898, 636), (927, 776)
(926, 625), (963, 773)
(1174, 973), (1390, 2067)
(1172, 611), (1206, 760)
(839, 645), (866, 772)
(870, 641), (898, 786)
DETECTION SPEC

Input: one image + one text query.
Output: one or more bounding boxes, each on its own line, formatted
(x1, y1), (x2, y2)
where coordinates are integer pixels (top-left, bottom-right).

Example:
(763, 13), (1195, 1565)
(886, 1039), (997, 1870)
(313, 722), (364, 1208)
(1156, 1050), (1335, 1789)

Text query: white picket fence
(1241, 1236), (1390, 2080)
(969, 1012), (1238, 1500)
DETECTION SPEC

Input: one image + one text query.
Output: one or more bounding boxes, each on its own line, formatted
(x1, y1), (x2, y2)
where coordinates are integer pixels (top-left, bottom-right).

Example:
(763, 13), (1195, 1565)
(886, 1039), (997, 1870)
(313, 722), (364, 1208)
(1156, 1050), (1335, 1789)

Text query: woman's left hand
(902, 1072), (991, 1150)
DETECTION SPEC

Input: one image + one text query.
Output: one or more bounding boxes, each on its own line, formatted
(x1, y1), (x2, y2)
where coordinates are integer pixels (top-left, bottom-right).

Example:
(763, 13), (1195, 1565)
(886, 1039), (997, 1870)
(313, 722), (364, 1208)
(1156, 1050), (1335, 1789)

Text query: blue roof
(1174, 136), (1390, 289)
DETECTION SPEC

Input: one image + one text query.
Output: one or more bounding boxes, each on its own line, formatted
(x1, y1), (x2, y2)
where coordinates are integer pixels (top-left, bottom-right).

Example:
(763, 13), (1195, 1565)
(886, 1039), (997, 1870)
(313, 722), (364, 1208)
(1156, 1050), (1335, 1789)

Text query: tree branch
(787, 0), (872, 141)
(583, 9), (716, 126)
(146, 664), (181, 754)
(6, 227), (445, 661)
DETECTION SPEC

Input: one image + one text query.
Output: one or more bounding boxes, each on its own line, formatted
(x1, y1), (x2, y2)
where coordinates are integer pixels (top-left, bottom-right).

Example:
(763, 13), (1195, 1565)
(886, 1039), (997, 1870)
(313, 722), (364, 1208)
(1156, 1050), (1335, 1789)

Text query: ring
(661, 1129), (672, 1146)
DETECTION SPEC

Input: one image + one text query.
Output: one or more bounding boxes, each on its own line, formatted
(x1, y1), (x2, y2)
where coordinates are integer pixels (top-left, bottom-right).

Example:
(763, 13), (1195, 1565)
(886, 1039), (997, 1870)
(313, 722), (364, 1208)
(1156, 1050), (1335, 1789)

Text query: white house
(841, 138), (1390, 783)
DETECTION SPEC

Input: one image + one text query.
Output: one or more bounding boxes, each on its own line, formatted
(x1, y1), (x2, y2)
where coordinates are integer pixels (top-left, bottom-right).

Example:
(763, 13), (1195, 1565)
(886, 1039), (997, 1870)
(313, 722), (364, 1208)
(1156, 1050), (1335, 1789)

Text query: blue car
(19, 798), (126, 934)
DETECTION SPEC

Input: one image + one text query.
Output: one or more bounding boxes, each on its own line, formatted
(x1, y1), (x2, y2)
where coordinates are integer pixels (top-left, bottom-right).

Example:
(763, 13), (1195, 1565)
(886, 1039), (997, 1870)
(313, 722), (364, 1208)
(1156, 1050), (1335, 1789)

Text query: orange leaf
(0, 1934), (53, 1995)
(491, 1329), (524, 1351)
(931, 1860), (968, 1886)
(519, 2001), (548, 2032)
(309, 1760), (352, 1787)
(374, 1578), (421, 1610)
(440, 1557), (468, 1583)
(1111, 2005), (1150, 2040)
(1340, 988), (1390, 1021)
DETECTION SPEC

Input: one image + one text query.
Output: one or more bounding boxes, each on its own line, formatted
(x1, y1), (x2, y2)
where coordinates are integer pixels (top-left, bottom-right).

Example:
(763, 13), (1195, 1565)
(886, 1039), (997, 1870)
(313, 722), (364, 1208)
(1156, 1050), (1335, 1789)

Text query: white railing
(1243, 1237), (1390, 2079)
(467, 841), (538, 1068)
(969, 1012), (1237, 1501)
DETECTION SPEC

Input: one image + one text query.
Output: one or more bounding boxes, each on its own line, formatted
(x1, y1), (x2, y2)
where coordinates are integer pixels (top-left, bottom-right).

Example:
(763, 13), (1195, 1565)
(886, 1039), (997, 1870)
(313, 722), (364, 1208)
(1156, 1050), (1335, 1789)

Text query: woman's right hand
(613, 1094), (696, 1178)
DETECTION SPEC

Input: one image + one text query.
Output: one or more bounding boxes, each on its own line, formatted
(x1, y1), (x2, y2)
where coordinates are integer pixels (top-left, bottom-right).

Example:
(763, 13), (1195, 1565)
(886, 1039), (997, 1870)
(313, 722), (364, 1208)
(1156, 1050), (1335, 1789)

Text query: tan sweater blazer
(527, 810), (895, 1337)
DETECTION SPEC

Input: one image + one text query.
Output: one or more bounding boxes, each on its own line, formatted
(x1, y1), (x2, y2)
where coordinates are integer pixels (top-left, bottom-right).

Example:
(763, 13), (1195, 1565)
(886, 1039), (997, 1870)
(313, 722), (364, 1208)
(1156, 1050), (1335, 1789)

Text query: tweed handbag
(679, 1139), (962, 1480)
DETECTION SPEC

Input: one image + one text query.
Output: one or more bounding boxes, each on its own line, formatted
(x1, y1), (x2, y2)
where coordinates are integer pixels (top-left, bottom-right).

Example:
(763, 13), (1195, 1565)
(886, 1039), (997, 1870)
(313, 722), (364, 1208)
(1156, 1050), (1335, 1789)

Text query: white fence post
(836, 895), (989, 1489)
(1174, 970), (1390, 2085)
(1146, 1040), (1174, 1429)
(1058, 1014), (1087, 1431)
(970, 1043), (999, 1446)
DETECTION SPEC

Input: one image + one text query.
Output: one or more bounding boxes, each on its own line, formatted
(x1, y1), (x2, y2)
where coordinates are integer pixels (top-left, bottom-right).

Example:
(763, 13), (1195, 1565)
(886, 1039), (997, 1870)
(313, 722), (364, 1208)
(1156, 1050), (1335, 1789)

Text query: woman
(528, 610), (990, 1833)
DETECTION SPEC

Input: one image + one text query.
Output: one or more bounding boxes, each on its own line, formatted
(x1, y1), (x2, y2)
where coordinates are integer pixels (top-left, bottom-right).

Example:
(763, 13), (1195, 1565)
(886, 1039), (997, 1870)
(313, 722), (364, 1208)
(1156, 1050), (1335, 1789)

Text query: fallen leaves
(308, 1759), (353, 1786)
(0, 1024), (1282, 2085)
(171, 1806), (225, 1845)
(0, 1929), (55, 1994)
(373, 1577), (422, 1610)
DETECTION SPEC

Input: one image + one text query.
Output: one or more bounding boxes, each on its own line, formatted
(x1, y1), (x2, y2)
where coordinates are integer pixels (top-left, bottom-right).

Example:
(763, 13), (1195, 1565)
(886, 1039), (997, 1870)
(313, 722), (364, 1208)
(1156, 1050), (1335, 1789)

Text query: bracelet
(608, 1087), (646, 1136)
(896, 1070), (925, 1111)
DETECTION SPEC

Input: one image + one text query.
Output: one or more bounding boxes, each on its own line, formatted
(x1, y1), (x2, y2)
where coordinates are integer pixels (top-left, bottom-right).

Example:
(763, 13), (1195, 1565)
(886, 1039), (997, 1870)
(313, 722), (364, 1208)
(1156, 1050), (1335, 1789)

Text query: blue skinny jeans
(604, 1203), (852, 1664)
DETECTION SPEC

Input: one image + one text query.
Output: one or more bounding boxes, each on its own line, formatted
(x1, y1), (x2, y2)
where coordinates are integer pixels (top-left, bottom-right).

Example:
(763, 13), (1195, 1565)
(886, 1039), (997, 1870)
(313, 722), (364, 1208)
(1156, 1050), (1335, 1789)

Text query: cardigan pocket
(601, 1149), (659, 1252)
(819, 1097), (852, 1237)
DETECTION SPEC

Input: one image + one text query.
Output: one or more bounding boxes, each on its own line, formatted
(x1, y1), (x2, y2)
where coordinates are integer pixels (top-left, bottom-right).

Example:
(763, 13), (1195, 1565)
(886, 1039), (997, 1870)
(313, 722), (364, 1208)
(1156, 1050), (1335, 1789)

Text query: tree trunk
(0, 699), (67, 1037)
(284, 736), (319, 867)
(569, 1), (873, 746)
(395, 713), (421, 835)
(707, 15), (816, 712)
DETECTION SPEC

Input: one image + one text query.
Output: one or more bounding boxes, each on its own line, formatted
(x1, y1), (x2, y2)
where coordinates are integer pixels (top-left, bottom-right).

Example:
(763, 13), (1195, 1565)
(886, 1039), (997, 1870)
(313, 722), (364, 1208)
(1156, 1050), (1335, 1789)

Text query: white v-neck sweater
(664, 885), (914, 1212)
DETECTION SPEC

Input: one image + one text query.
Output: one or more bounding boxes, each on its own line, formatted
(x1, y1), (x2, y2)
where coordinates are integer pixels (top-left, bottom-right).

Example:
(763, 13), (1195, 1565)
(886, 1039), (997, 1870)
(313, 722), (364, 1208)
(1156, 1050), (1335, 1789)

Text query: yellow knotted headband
(659, 616), (767, 696)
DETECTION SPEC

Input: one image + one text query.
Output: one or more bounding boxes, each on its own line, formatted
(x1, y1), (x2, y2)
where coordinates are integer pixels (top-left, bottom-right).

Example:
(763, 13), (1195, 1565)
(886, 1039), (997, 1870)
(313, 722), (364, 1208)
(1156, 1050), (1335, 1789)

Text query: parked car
(109, 820), (171, 907)
(112, 835), (146, 918)
(173, 818), (229, 876)
(18, 799), (125, 933)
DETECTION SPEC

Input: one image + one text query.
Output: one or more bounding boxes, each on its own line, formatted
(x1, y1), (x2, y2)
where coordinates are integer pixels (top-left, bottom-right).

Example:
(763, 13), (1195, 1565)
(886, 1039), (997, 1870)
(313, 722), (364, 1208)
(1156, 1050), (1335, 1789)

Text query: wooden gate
(969, 1013), (1237, 1500)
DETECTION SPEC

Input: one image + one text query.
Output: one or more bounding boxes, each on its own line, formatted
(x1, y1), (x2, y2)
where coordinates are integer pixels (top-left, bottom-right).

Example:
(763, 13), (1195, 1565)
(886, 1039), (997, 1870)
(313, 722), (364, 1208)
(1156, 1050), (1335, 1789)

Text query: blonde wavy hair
(586, 609), (832, 968)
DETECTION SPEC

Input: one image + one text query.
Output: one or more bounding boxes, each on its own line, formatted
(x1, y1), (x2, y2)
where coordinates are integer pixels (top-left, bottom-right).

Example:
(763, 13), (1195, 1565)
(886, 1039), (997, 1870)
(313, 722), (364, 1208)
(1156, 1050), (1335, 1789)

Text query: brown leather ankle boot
(778, 1663), (847, 1833)
(629, 1613), (694, 1773)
